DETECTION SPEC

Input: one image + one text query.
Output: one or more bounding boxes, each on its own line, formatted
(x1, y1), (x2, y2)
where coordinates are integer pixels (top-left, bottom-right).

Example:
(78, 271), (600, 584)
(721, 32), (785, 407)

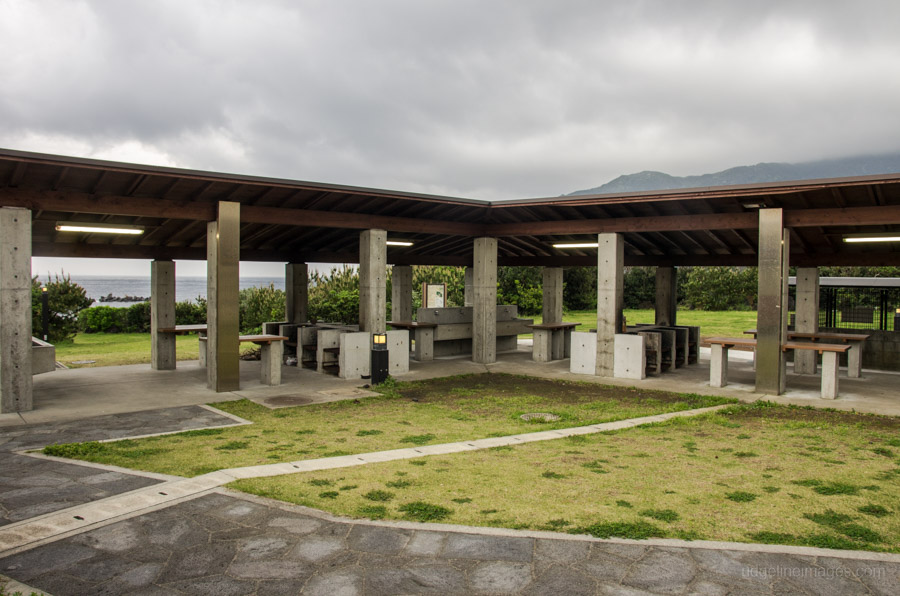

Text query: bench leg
(414, 328), (434, 361)
(794, 348), (817, 375)
(847, 344), (861, 378)
(533, 329), (552, 362)
(198, 337), (207, 368)
(260, 342), (283, 386)
(821, 351), (839, 399)
(710, 344), (729, 388)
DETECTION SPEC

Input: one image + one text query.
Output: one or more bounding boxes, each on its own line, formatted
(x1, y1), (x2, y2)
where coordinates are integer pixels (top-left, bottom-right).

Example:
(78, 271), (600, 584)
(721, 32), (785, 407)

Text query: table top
(527, 322), (580, 330)
(744, 329), (870, 341)
(157, 324), (207, 333)
(388, 321), (437, 328)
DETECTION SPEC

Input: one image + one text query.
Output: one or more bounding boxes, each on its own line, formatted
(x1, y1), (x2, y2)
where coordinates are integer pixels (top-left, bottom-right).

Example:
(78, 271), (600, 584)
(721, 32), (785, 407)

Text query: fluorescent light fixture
(553, 242), (599, 249)
(843, 234), (900, 244)
(56, 222), (144, 235)
(386, 240), (413, 246)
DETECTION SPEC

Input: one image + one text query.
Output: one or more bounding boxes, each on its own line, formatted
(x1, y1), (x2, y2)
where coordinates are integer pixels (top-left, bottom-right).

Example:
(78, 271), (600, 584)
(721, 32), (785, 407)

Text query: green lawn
(233, 401), (900, 553)
(43, 373), (732, 477)
(533, 309), (758, 339)
(53, 332), (254, 368)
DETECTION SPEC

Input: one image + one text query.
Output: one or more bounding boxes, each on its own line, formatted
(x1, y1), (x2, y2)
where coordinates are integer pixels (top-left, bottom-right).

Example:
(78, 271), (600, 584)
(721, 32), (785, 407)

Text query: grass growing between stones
(231, 401), (900, 553)
(41, 373), (731, 476)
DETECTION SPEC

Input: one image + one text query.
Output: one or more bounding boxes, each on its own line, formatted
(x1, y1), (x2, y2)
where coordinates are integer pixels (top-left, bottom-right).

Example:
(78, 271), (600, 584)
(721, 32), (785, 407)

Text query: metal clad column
(286, 263), (308, 324)
(0, 207), (32, 413)
(542, 267), (563, 324)
(756, 209), (789, 395)
(596, 233), (624, 377)
(794, 267), (819, 374)
(359, 229), (387, 333)
(150, 260), (176, 370)
(391, 265), (413, 322)
(207, 201), (240, 392)
(655, 266), (677, 326)
(472, 237), (498, 364)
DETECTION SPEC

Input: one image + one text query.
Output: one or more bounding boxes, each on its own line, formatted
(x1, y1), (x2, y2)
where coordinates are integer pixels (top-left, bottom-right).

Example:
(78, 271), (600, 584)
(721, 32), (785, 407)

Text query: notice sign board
(423, 283), (446, 308)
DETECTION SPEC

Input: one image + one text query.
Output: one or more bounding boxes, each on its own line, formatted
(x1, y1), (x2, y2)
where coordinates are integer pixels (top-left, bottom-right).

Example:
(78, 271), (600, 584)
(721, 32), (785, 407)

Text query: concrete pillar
(596, 233), (624, 377)
(472, 237), (498, 364)
(755, 209), (789, 395)
(285, 263), (308, 324)
(542, 267), (563, 324)
(0, 207), (32, 413)
(655, 266), (677, 326)
(464, 267), (474, 307)
(391, 265), (413, 322)
(794, 267), (819, 374)
(359, 229), (387, 333)
(207, 201), (240, 392)
(150, 260), (176, 370)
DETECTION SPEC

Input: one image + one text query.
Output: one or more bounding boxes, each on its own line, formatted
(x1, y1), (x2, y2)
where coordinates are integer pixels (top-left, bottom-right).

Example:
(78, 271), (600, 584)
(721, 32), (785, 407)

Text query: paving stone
(27, 572), (98, 596)
(63, 555), (140, 583)
(574, 549), (632, 583)
(92, 562), (164, 594)
(534, 538), (591, 565)
(211, 526), (268, 541)
(346, 524), (411, 554)
(523, 563), (596, 596)
(366, 564), (468, 595)
(287, 535), (346, 563)
(75, 520), (143, 553)
(0, 542), (97, 581)
(143, 516), (210, 550)
(443, 533), (533, 562)
(256, 578), (310, 596)
(233, 536), (293, 561)
(303, 569), (364, 596)
(690, 548), (770, 584)
(591, 541), (648, 561)
(267, 515), (322, 535)
(595, 582), (658, 595)
(155, 540), (237, 583)
(468, 561), (533, 594)
(851, 560), (900, 596)
(161, 573), (256, 596)
(226, 559), (312, 580)
(621, 547), (698, 594)
(404, 530), (446, 556)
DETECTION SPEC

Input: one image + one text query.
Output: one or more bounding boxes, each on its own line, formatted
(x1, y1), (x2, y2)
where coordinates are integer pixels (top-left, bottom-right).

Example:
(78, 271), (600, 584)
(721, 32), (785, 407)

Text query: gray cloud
(3, 0), (900, 199)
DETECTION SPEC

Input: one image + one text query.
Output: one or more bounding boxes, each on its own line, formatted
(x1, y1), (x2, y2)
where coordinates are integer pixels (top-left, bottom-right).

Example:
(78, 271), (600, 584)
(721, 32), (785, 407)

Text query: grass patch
(576, 520), (666, 540)
(45, 373), (733, 477)
(640, 508), (680, 523)
(725, 491), (757, 503)
(397, 501), (452, 522)
(362, 490), (394, 502)
(231, 399), (900, 553)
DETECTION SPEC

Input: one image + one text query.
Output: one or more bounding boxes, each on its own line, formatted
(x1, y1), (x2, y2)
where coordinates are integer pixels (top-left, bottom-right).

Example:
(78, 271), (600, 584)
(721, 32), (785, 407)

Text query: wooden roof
(2, 148), (899, 267)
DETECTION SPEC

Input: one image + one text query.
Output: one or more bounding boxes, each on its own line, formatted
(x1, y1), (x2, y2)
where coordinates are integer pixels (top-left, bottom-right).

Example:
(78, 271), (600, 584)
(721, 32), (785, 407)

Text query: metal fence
(789, 286), (900, 331)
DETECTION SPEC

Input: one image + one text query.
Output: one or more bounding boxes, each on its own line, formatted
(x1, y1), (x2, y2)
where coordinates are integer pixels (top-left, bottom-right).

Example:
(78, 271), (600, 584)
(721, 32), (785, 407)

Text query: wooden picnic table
(744, 329), (869, 378)
(706, 336), (851, 399)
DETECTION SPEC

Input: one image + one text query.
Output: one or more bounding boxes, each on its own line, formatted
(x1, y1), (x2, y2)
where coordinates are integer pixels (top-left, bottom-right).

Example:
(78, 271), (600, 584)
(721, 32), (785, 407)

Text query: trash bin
(371, 333), (389, 385)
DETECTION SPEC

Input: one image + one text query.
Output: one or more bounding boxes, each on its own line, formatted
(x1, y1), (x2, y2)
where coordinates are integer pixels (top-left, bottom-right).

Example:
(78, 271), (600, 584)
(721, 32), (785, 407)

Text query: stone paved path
(2, 491), (898, 595)
(1, 405), (898, 595)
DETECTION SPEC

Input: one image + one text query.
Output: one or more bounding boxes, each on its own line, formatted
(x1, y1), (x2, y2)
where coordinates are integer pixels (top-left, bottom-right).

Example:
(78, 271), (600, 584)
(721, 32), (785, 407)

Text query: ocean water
(33, 275), (285, 307)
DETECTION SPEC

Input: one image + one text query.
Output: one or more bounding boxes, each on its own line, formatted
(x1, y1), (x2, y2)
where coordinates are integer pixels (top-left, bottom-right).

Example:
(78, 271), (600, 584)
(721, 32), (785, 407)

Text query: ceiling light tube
(843, 235), (900, 244)
(56, 222), (144, 235)
(553, 242), (599, 249)
(386, 240), (413, 246)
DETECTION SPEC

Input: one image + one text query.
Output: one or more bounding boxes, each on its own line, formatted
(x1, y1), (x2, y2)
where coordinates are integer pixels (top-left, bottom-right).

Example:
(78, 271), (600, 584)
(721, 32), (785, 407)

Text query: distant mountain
(567, 152), (900, 196)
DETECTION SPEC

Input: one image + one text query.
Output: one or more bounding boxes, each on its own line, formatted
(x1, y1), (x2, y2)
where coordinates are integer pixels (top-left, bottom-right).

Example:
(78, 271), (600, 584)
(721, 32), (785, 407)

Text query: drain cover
(519, 412), (560, 422)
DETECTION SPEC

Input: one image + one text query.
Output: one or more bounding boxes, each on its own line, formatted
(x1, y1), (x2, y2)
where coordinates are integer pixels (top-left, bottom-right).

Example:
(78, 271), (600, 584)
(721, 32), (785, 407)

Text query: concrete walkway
(1, 402), (899, 594)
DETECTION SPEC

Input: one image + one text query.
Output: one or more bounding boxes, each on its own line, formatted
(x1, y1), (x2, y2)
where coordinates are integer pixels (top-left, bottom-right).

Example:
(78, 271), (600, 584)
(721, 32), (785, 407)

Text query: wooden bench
(744, 329), (870, 378)
(706, 337), (851, 399)
(199, 334), (288, 385)
(527, 322), (579, 362)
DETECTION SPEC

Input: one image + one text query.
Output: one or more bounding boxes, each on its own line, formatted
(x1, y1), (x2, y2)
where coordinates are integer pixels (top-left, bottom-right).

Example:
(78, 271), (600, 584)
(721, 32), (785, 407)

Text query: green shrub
(32, 274), (94, 342)
(239, 284), (285, 334)
(79, 305), (126, 333)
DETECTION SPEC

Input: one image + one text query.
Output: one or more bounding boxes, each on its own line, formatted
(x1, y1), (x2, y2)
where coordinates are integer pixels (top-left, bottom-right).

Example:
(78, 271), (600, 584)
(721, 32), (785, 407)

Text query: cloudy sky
(4, 0), (900, 276)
